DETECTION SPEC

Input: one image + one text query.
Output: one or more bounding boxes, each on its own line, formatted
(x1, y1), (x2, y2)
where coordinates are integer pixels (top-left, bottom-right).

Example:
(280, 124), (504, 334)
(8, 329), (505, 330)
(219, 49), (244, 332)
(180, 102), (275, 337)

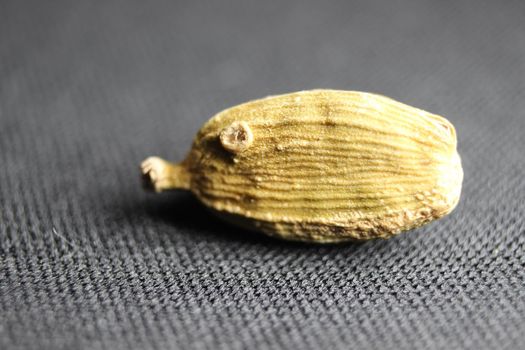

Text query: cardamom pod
(141, 90), (463, 243)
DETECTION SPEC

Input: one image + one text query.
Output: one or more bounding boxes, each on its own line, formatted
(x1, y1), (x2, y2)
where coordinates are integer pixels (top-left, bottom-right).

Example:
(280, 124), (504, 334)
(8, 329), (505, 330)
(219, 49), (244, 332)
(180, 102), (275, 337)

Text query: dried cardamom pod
(141, 90), (463, 243)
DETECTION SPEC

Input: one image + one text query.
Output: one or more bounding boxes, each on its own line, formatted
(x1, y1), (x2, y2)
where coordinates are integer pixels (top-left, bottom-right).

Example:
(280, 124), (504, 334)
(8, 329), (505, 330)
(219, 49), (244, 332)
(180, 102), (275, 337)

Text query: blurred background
(1, 1), (524, 349)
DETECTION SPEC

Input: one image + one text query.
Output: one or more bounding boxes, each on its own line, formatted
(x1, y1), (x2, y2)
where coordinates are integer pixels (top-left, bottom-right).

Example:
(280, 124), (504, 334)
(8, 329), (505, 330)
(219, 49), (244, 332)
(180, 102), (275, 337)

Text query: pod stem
(141, 156), (191, 192)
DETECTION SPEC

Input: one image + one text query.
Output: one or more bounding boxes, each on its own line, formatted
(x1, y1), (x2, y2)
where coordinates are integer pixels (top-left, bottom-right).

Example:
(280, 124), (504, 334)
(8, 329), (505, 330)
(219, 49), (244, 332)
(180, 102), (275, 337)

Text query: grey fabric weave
(1, 1), (524, 349)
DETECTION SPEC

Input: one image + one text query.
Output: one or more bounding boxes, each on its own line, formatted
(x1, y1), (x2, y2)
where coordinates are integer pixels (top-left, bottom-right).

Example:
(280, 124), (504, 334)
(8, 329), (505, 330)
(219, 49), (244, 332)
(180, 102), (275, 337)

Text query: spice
(141, 90), (463, 243)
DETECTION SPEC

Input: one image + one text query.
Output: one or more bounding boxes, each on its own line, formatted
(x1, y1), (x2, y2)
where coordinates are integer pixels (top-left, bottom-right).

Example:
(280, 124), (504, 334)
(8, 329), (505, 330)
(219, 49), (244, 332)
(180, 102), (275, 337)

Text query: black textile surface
(1, 1), (524, 349)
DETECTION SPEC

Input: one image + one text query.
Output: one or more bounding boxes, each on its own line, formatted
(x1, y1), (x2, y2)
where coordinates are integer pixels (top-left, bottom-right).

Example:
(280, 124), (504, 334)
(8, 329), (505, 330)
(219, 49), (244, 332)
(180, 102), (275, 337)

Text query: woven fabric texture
(1, 1), (524, 349)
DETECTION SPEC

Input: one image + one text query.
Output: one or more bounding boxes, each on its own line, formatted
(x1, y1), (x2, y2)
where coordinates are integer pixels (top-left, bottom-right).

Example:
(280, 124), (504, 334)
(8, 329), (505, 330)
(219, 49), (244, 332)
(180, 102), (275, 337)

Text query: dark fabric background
(1, 1), (524, 349)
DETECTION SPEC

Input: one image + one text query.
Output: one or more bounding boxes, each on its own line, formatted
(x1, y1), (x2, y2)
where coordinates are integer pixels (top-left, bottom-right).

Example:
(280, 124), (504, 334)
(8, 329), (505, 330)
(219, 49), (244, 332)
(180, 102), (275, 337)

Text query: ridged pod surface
(141, 90), (463, 242)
